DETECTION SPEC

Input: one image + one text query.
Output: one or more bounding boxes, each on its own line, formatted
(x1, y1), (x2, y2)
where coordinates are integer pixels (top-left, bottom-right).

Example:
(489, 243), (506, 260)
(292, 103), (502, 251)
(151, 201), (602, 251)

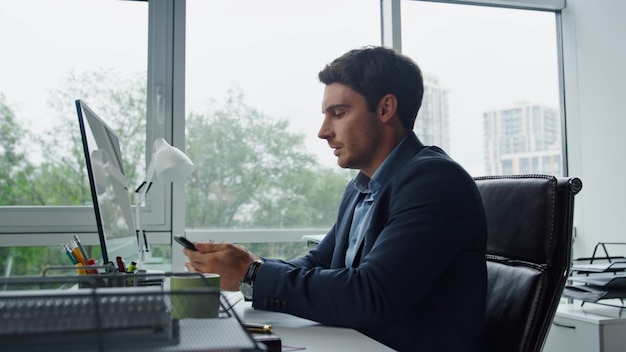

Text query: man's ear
(378, 94), (398, 123)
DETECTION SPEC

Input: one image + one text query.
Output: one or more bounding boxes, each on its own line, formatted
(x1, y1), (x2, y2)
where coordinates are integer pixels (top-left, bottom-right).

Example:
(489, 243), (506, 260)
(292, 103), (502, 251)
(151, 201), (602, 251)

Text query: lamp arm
(134, 155), (156, 267)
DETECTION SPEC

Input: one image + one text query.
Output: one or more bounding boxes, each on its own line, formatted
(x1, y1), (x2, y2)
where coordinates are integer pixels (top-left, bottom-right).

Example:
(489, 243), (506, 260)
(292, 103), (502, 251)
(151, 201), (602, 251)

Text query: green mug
(170, 273), (221, 319)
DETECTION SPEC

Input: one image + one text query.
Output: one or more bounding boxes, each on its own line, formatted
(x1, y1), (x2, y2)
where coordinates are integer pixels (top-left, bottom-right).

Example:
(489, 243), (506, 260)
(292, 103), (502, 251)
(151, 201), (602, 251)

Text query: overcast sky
(0, 0), (559, 176)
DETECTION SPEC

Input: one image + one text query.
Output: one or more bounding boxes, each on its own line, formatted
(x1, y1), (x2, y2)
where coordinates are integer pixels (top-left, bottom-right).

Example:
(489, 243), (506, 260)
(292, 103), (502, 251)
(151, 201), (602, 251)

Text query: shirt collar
(353, 132), (423, 196)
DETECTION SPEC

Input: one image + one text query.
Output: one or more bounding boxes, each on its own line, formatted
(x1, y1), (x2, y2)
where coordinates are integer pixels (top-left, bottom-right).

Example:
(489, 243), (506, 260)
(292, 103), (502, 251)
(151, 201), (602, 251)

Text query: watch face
(240, 282), (253, 300)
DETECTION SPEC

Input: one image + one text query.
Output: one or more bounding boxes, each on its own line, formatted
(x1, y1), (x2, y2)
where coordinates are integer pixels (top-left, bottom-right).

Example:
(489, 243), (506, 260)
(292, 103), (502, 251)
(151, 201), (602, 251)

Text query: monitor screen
(75, 99), (139, 266)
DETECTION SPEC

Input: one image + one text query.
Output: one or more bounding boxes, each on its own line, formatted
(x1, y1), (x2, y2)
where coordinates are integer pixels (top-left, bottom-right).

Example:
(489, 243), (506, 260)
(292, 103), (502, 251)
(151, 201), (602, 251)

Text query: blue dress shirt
(345, 139), (404, 267)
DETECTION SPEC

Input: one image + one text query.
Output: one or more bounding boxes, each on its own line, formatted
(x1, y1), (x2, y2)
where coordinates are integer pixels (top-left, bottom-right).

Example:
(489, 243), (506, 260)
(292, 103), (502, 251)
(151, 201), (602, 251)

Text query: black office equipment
(564, 242), (626, 308)
(0, 274), (262, 352)
(75, 99), (139, 266)
(477, 175), (582, 352)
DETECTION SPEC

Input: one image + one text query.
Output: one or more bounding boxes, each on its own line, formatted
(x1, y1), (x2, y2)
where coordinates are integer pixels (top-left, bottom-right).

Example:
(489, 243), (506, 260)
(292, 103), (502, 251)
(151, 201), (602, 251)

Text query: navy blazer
(253, 133), (487, 351)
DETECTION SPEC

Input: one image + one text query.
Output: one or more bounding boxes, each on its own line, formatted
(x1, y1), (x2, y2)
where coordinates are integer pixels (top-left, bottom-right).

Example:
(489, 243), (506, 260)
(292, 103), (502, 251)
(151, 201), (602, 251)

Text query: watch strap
(242, 259), (264, 286)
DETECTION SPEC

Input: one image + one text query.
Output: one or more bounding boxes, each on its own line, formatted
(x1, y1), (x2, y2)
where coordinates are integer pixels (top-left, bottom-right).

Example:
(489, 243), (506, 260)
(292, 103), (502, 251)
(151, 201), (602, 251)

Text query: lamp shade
(152, 138), (195, 183)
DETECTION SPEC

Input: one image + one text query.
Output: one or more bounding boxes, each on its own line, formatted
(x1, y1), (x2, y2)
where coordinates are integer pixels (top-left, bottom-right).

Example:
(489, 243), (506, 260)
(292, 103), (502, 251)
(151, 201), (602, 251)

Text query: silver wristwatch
(239, 259), (264, 301)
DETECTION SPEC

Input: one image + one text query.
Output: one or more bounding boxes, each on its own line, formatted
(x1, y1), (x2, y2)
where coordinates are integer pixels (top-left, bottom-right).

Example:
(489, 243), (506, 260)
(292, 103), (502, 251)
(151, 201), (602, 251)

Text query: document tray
(0, 274), (261, 352)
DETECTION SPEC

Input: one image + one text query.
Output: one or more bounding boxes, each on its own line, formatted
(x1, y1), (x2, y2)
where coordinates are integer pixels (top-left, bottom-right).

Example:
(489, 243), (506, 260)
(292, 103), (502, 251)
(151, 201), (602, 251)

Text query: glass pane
(239, 242), (310, 261)
(401, 1), (562, 176)
(0, 245), (100, 277)
(0, 0), (148, 206)
(185, 0), (379, 231)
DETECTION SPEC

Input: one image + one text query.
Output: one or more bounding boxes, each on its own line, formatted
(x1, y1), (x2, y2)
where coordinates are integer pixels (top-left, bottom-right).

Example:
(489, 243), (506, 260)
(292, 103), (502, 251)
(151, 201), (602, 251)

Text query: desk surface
(228, 292), (393, 352)
(556, 301), (626, 324)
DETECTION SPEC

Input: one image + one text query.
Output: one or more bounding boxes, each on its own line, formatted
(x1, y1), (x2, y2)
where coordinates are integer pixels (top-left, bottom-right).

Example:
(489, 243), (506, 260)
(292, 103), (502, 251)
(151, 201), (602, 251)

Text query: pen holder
(41, 263), (158, 289)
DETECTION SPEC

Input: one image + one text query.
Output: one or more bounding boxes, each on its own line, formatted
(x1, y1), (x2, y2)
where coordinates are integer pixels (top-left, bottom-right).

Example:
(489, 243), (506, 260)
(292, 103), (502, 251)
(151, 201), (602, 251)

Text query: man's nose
(318, 118), (331, 140)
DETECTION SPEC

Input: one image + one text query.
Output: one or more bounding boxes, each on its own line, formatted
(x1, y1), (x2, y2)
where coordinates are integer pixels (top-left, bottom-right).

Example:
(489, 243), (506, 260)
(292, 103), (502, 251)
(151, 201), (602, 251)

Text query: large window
(0, 0), (148, 207)
(401, 1), (562, 176)
(0, 0), (566, 274)
(184, 0), (378, 231)
(0, 0), (149, 276)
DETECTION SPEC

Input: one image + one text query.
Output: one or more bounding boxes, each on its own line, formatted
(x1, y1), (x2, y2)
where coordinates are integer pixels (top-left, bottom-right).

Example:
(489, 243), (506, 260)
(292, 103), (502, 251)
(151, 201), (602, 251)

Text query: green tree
(0, 95), (57, 277)
(1, 70), (146, 277)
(186, 87), (322, 228)
(0, 93), (39, 205)
(2, 74), (355, 274)
(2, 70), (146, 207)
(251, 167), (354, 228)
(39, 69), (147, 205)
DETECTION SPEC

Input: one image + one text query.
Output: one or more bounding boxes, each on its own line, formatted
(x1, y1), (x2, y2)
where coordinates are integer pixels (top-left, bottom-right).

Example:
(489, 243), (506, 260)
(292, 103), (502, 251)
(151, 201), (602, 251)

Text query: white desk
(229, 293), (394, 351)
(543, 301), (626, 352)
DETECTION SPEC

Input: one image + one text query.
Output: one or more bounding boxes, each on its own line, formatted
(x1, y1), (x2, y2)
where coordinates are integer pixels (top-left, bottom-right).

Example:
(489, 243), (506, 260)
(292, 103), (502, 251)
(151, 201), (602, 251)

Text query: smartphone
(174, 236), (197, 251)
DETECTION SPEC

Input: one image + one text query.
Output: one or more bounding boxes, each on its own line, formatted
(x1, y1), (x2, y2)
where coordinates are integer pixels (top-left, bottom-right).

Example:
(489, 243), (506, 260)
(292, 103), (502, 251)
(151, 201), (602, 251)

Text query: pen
(75, 262), (86, 275)
(63, 243), (78, 264)
(243, 322), (273, 334)
(73, 234), (89, 263)
(70, 243), (87, 265)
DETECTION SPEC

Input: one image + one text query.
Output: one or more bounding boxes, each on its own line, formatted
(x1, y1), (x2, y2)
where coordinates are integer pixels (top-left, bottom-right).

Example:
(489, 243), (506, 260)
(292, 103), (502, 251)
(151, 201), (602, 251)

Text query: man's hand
(183, 242), (258, 291)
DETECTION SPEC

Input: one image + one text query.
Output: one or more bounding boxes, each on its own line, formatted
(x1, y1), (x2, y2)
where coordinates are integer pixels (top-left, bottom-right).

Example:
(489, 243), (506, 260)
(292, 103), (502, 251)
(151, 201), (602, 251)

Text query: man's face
(319, 83), (382, 175)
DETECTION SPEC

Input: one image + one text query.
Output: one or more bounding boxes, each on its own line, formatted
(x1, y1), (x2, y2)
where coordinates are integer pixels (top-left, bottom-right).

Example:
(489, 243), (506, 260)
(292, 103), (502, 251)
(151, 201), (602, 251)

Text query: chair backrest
(474, 175), (582, 352)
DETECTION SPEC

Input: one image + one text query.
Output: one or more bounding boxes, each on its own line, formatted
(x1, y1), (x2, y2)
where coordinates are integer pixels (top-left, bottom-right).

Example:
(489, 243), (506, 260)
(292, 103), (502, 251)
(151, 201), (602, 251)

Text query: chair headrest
(475, 175), (557, 265)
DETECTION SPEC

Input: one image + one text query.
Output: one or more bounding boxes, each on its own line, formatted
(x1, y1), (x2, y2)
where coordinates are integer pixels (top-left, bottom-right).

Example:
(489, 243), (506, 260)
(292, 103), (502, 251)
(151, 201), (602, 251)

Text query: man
(184, 46), (487, 351)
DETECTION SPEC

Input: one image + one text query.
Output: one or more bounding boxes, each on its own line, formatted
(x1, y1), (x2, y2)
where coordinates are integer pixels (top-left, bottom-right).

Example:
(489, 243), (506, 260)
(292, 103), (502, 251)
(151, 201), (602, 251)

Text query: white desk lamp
(134, 138), (195, 268)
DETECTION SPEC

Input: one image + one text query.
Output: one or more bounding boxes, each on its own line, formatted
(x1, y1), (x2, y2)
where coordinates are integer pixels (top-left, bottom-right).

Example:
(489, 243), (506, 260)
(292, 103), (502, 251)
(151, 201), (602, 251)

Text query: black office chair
(474, 174), (582, 352)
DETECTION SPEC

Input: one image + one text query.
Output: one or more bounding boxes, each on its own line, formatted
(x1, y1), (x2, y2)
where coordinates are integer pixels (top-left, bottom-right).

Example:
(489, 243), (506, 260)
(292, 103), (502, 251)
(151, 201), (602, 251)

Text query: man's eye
(332, 111), (345, 118)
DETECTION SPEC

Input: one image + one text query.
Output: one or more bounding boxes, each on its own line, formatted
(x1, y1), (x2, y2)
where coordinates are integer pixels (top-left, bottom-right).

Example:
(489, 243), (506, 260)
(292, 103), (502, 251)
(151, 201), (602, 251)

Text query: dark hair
(318, 46), (424, 131)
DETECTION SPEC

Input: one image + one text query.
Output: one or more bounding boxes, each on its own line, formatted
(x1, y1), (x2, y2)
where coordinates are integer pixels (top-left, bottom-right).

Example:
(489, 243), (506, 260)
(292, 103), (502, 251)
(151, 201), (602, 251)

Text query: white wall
(562, 0), (626, 258)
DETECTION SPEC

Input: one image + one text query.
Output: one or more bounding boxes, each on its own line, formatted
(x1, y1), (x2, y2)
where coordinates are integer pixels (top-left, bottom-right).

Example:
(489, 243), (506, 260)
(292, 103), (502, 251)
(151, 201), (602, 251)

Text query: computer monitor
(75, 99), (139, 266)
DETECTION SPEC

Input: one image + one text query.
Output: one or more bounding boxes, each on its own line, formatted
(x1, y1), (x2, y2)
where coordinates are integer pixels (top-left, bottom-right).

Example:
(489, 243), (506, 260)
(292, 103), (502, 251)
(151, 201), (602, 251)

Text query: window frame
(0, 0), (175, 249)
(0, 0), (568, 270)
